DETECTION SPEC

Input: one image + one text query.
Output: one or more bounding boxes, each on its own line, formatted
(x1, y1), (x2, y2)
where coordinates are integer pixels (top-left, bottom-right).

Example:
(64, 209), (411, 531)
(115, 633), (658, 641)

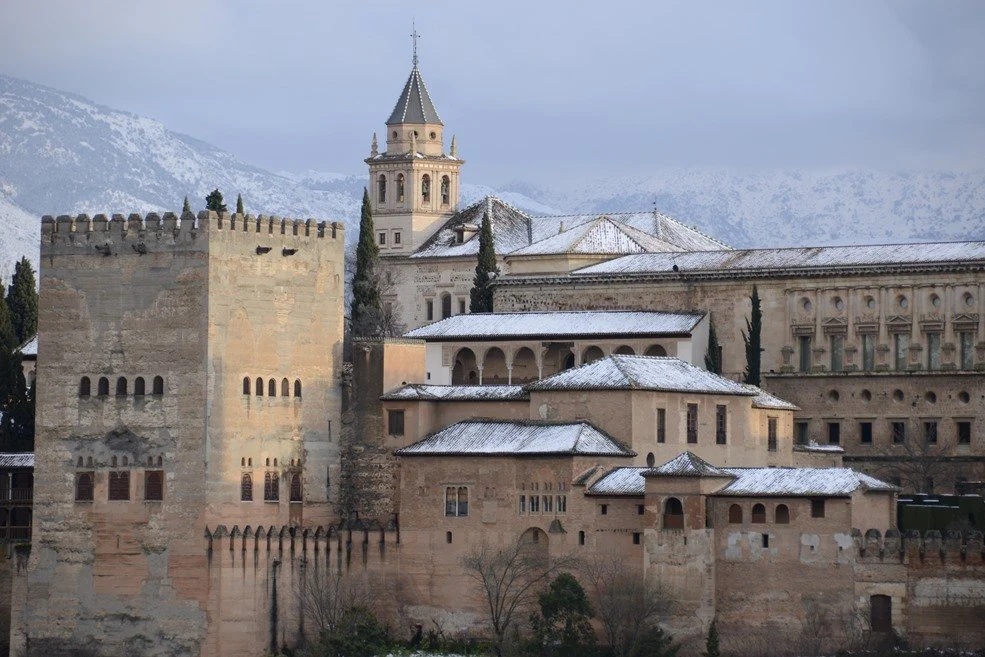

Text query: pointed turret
(386, 65), (443, 126)
(371, 132), (378, 157)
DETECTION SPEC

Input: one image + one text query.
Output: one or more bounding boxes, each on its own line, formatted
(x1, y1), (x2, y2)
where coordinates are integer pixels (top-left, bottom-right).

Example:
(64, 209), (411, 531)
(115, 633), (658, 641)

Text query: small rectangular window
(108, 471), (130, 501)
(543, 495), (552, 513)
(811, 499), (825, 518)
(957, 421), (971, 445)
(762, 533), (770, 548)
(686, 403), (698, 444)
(799, 335), (812, 372)
(715, 405), (727, 445)
(557, 495), (566, 514)
(767, 417), (778, 452)
(393, 232), (401, 245)
(891, 422), (906, 444)
(458, 299), (466, 314)
(924, 421), (938, 445)
(378, 232), (386, 245)
(578, 531), (586, 546)
(426, 300), (434, 321)
(387, 409), (405, 436)
(795, 421), (809, 445)
(859, 422), (873, 444)
(144, 470), (163, 501)
(637, 504), (645, 516)
(632, 532), (641, 545)
(656, 408), (666, 443)
(530, 495), (539, 513)
(600, 504), (608, 515)
(518, 495), (526, 515)
(827, 422), (840, 445)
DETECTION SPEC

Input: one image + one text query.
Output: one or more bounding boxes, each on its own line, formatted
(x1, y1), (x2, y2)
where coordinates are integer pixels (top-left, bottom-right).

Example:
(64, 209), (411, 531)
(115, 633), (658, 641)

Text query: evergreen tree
(205, 188), (227, 214)
(182, 196), (192, 213)
(236, 194), (244, 214)
(530, 573), (596, 657)
(703, 620), (720, 657)
(0, 288), (16, 353)
(704, 320), (722, 374)
(351, 188), (381, 335)
(7, 257), (38, 345)
(469, 212), (497, 313)
(741, 285), (762, 386)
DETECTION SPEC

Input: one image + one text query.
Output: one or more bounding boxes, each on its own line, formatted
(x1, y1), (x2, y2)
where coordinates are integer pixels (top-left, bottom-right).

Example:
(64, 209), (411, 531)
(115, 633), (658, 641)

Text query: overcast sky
(2, 1), (984, 185)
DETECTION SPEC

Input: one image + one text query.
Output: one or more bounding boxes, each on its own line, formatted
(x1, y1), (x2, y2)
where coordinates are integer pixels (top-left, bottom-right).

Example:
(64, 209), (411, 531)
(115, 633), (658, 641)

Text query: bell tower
(366, 28), (464, 255)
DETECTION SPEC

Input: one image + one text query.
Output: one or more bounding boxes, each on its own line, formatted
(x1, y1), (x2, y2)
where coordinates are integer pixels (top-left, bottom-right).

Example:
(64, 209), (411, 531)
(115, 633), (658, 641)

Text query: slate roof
(741, 384), (800, 411)
(381, 384), (529, 402)
(395, 420), (634, 457)
(0, 453), (34, 468)
(509, 216), (683, 257)
(587, 467), (650, 496)
(571, 242), (985, 277)
(387, 65), (442, 125)
(404, 311), (704, 341)
(646, 451), (733, 478)
(412, 197), (532, 259)
(526, 356), (752, 395)
(527, 211), (730, 252)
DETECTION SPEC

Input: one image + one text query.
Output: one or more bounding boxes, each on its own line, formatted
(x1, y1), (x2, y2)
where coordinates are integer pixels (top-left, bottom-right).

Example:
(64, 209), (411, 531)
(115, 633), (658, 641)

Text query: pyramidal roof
(387, 65), (442, 126)
(646, 451), (734, 478)
(510, 216), (685, 257)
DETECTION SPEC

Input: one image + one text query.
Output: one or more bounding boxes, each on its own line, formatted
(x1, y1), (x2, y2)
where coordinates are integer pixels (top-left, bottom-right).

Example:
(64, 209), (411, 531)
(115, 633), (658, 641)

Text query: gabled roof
(741, 384), (800, 411)
(404, 311), (704, 341)
(715, 467), (897, 497)
(526, 356), (751, 395)
(387, 65), (442, 125)
(412, 196), (532, 259)
(528, 211), (730, 252)
(645, 451), (734, 478)
(395, 419), (634, 457)
(509, 216), (684, 257)
(381, 384), (528, 402)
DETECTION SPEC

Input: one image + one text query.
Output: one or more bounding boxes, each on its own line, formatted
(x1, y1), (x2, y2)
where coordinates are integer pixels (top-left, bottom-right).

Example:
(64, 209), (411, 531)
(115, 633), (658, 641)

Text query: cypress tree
(7, 257), (38, 345)
(182, 196), (192, 213)
(0, 290), (15, 354)
(351, 188), (381, 335)
(704, 320), (722, 374)
(703, 620), (720, 657)
(469, 212), (497, 313)
(742, 285), (762, 386)
(236, 194), (244, 214)
(205, 189), (227, 213)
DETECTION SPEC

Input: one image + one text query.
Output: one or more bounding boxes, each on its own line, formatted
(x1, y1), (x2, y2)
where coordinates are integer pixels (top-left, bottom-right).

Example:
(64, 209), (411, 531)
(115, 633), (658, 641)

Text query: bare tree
(797, 598), (832, 657)
(580, 554), (672, 657)
(874, 417), (958, 494)
(353, 264), (405, 338)
(461, 533), (571, 657)
(295, 557), (381, 642)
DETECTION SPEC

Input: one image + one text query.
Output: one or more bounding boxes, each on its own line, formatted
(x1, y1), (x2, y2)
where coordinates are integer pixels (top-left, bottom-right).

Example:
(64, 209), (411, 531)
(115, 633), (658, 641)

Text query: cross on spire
(411, 23), (421, 67)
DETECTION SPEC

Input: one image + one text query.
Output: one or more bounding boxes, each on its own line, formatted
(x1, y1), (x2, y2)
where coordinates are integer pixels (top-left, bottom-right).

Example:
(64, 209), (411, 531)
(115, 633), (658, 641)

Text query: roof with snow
(646, 451), (734, 478)
(404, 311), (704, 341)
(0, 453), (34, 468)
(510, 216), (690, 257)
(587, 467), (650, 496)
(526, 356), (754, 395)
(793, 442), (846, 454)
(16, 335), (37, 358)
(381, 384), (528, 402)
(395, 420), (633, 457)
(569, 242), (985, 277)
(387, 65), (442, 125)
(742, 384), (800, 411)
(527, 211), (729, 252)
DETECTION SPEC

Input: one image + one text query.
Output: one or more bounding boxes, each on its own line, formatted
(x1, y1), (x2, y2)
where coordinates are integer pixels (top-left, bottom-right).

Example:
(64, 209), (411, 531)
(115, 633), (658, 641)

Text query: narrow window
(268, 379), (276, 397)
(686, 403), (698, 444)
(960, 332), (974, 370)
(827, 422), (840, 445)
(558, 495), (566, 513)
(762, 533), (770, 548)
(134, 377), (145, 396)
(729, 504), (743, 524)
(152, 376), (164, 395)
(957, 421), (971, 445)
(633, 532), (641, 545)
(830, 334), (844, 372)
(458, 299), (465, 315)
(894, 333), (909, 371)
(394, 232), (401, 245)
(108, 471), (130, 501)
(859, 422), (873, 444)
(75, 472), (94, 502)
(768, 417), (778, 452)
(241, 473), (253, 501)
(264, 472), (279, 501)
(518, 495), (525, 514)
(378, 232), (386, 246)
(115, 377), (127, 396)
(578, 530), (585, 546)
(870, 595), (892, 633)
(637, 504), (645, 516)
(752, 503), (766, 523)
(377, 174), (386, 204)
(441, 294), (452, 320)
(388, 410), (405, 436)
(397, 173), (405, 202)
(440, 175), (450, 205)
(656, 408), (666, 443)
(715, 405), (727, 444)
(663, 497), (684, 529)
(924, 421), (938, 445)
(294, 379), (302, 398)
(927, 333), (941, 371)
(891, 422), (905, 444)
(446, 531), (453, 544)
(530, 495), (539, 513)
(281, 378), (289, 396)
(795, 421), (809, 445)
(776, 504), (790, 524)
(543, 495), (552, 513)
(421, 174), (431, 203)
(144, 470), (163, 501)
(426, 299), (434, 321)
(79, 377), (91, 397)
(811, 499), (825, 518)
(256, 377), (264, 396)
(98, 377), (110, 396)
(862, 334), (875, 371)
(445, 487), (457, 516)
(243, 377), (251, 395)
(290, 474), (302, 502)
(799, 335), (812, 372)
(600, 504), (607, 515)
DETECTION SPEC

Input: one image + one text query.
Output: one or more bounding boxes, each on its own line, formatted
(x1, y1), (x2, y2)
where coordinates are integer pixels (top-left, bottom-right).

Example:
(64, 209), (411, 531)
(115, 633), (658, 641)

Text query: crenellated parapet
(853, 527), (985, 563)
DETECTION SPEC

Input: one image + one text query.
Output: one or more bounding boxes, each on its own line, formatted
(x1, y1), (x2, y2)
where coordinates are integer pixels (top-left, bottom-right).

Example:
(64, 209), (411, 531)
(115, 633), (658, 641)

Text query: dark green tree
(236, 194), (244, 214)
(703, 620), (720, 657)
(631, 626), (678, 657)
(7, 257), (38, 345)
(351, 188), (381, 335)
(0, 288), (16, 353)
(704, 320), (722, 375)
(182, 196), (192, 213)
(469, 212), (498, 313)
(741, 285), (762, 386)
(530, 572), (596, 657)
(205, 188), (227, 214)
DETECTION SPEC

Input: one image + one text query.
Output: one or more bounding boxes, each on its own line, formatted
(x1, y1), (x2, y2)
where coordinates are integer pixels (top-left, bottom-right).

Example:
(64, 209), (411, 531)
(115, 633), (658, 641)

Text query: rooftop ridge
(526, 209), (731, 251)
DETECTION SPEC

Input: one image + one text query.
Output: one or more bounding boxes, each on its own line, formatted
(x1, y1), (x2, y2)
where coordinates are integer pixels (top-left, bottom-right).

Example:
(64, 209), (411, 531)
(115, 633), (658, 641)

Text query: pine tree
(236, 194), (244, 214)
(0, 286), (16, 353)
(182, 196), (192, 213)
(205, 188), (227, 214)
(704, 320), (722, 374)
(741, 285), (762, 386)
(7, 257), (38, 345)
(351, 188), (381, 335)
(469, 212), (497, 313)
(703, 620), (720, 657)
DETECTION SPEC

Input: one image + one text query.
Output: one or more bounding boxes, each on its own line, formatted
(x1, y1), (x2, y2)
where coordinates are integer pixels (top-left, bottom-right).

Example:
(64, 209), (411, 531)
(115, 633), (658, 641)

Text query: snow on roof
(0, 453), (34, 468)
(395, 420), (634, 457)
(16, 335), (37, 357)
(528, 211), (730, 252)
(386, 65), (442, 125)
(572, 242), (985, 277)
(587, 467), (650, 496)
(381, 384), (529, 402)
(404, 311), (704, 341)
(741, 384), (799, 411)
(716, 467), (896, 497)
(508, 216), (683, 257)
(527, 356), (753, 395)
(412, 197), (532, 259)
(646, 451), (734, 478)
(793, 441), (846, 454)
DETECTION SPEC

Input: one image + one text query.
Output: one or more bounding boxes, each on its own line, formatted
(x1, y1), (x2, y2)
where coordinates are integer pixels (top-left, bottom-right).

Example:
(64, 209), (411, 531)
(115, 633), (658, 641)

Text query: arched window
(156, 455), (162, 467)
(254, 377), (264, 396)
(421, 174), (431, 203)
(268, 379), (276, 397)
(294, 379), (302, 398)
(582, 346), (604, 364)
(108, 471), (130, 501)
(775, 504), (790, 524)
(115, 377), (127, 396)
(144, 470), (163, 501)
(614, 345), (636, 356)
(752, 503), (766, 523)
(578, 530), (585, 546)
(243, 377), (251, 395)
(79, 377), (91, 397)
(644, 344), (667, 357)
(377, 174), (387, 204)
(441, 176), (450, 205)
(152, 376), (164, 395)
(729, 504), (743, 524)
(75, 472), (94, 502)
(77, 457), (84, 467)
(264, 472), (279, 501)
(441, 293), (452, 319)
(281, 378), (289, 397)
(98, 377), (110, 396)
(241, 473), (253, 501)
(446, 531), (453, 544)
(134, 377), (145, 396)
(663, 497), (684, 529)
(290, 474), (302, 502)
(396, 174), (405, 203)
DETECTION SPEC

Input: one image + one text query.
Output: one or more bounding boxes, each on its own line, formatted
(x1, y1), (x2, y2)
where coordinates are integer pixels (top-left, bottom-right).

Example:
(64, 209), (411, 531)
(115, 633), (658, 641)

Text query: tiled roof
(646, 451), (734, 478)
(526, 356), (752, 395)
(528, 211), (730, 252)
(381, 384), (528, 402)
(395, 420), (634, 457)
(0, 453), (34, 468)
(404, 311), (703, 341)
(587, 467), (649, 496)
(411, 197), (532, 259)
(716, 467), (897, 497)
(793, 442), (846, 454)
(387, 65), (442, 125)
(17, 335), (37, 357)
(509, 216), (683, 257)
(741, 384), (800, 411)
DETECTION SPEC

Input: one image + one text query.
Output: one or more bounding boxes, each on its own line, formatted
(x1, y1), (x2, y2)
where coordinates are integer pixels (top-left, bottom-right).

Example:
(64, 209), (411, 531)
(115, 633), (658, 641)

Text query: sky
(2, 0), (984, 185)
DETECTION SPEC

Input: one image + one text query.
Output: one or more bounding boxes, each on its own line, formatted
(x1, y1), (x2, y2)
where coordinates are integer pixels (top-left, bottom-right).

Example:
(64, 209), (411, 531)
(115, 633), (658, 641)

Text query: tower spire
(410, 23), (420, 68)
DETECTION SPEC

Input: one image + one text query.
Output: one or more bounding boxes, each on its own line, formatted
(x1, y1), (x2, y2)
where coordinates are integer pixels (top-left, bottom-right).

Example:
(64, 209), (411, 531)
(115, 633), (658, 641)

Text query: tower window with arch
(421, 174), (431, 203)
(377, 174), (387, 204)
(397, 174), (405, 203)
(441, 175), (450, 205)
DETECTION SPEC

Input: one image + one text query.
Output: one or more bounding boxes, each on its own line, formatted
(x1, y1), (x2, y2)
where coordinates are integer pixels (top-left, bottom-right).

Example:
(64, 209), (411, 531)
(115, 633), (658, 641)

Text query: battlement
(852, 527), (985, 563)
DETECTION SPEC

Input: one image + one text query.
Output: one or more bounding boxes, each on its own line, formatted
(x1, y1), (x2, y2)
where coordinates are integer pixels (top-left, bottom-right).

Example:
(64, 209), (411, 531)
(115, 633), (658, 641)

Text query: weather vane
(411, 22), (421, 67)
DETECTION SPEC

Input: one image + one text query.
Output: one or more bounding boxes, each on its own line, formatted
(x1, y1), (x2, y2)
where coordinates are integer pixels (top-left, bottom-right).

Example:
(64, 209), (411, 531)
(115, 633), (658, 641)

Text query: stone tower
(366, 53), (464, 255)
